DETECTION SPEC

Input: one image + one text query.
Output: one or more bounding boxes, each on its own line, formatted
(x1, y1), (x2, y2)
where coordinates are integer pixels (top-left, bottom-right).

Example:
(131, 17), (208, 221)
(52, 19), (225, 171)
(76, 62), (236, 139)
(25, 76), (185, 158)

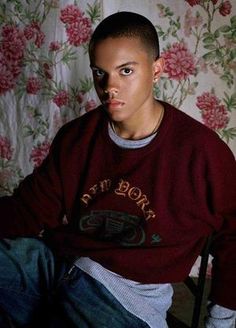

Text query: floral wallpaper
(0, 0), (101, 195)
(156, 0), (236, 141)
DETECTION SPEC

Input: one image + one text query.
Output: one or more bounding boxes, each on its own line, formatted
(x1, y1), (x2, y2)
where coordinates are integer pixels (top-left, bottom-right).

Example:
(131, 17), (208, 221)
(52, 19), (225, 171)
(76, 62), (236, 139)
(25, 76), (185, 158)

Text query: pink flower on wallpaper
(24, 22), (45, 48)
(0, 24), (26, 95)
(219, 1), (232, 16)
(60, 4), (92, 47)
(30, 141), (51, 167)
(43, 63), (53, 80)
(211, 0), (218, 4)
(60, 4), (83, 24)
(76, 91), (85, 104)
(196, 92), (229, 130)
(0, 136), (13, 160)
(35, 30), (45, 48)
(1, 25), (26, 61)
(26, 77), (41, 94)
(8, 59), (22, 78)
(24, 24), (36, 40)
(184, 9), (203, 37)
(85, 99), (97, 112)
(66, 17), (92, 47)
(162, 42), (196, 80)
(0, 56), (15, 95)
(49, 41), (61, 51)
(53, 90), (69, 108)
(185, 0), (201, 6)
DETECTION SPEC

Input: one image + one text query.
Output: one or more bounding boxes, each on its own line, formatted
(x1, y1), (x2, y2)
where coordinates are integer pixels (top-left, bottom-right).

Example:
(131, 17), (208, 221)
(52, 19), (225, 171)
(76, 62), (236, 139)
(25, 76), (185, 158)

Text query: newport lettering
(81, 178), (156, 221)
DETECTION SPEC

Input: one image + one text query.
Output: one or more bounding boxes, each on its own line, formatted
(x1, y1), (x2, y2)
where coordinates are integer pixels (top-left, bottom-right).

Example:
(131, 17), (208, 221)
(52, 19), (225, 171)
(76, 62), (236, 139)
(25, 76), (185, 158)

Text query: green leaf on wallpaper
(202, 32), (212, 38)
(219, 128), (236, 144)
(219, 25), (231, 33)
(230, 16), (236, 27)
(220, 72), (234, 88)
(15, 87), (25, 100)
(204, 44), (216, 50)
(23, 125), (34, 138)
(203, 35), (215, 44)
(215, 48), (223, 59)
(162, 92), (168, 102)
(61, 49), (77, 65)
(153, 85), (161, 99)
(14, 1), (23, 13)
(229, 48), (236, 60)
(203, 51), (216, 61)
(223, 92), (236, 111)
(79, 77), (93, 93)
(155, 25), (165, 37)
(232, 29), (236, 39)
(169, 79), (174, 88)
(214, 29), (220, 38)
(0, 5), (6, 24)
(163, 80), (168, 90)
(86, 1), (101, 23)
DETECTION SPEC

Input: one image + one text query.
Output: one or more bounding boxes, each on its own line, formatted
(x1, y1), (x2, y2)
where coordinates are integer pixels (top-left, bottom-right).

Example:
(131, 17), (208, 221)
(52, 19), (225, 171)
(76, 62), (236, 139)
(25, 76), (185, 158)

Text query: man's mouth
(103, 99), (125, 108)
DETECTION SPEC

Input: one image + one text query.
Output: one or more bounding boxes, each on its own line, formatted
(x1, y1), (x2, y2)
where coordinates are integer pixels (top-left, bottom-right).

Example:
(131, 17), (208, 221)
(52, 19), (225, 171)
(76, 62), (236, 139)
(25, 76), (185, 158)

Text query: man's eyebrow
(90, 61), (138, 70)
(116, 61), (138, 69)
(90, 66), (100, 70)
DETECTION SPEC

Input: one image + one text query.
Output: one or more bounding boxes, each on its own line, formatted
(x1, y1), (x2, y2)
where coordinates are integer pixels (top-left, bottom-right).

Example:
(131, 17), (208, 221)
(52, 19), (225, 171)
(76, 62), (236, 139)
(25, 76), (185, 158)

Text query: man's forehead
(90, 37), (149, 67)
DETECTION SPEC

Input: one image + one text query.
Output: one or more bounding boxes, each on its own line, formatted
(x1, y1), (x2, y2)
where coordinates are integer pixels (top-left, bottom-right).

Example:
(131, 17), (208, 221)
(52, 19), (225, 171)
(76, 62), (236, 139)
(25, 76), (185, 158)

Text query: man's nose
(103, 75), (119, 95)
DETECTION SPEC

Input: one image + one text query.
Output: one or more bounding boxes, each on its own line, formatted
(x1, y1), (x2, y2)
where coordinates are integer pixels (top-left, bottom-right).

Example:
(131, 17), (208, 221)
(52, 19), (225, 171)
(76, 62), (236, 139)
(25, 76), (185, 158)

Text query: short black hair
(89, 11), (160, 61)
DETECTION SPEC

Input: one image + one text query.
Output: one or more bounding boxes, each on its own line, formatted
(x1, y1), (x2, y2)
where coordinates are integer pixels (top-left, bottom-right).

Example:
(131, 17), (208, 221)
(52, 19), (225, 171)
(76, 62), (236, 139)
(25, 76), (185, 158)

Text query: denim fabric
(0, 238), (149, 328)
(0, 238), (57, 327)
(53, 265), (150, 328)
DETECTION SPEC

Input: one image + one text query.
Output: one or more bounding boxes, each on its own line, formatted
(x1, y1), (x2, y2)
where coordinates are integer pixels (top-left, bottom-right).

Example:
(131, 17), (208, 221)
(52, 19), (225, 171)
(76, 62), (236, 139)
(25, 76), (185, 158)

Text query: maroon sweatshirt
(0, 102), (236, 309)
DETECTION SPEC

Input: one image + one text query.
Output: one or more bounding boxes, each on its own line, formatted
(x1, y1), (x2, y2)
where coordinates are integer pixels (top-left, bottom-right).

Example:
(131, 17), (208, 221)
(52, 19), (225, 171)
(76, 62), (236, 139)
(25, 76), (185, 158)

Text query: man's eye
(121, 68), (133, 76)
(93, 69), (104, 77)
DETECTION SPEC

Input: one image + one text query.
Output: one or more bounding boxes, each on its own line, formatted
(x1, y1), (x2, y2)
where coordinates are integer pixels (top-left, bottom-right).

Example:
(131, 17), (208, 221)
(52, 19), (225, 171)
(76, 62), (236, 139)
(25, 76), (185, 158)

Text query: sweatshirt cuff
(205, 303), (236, 328)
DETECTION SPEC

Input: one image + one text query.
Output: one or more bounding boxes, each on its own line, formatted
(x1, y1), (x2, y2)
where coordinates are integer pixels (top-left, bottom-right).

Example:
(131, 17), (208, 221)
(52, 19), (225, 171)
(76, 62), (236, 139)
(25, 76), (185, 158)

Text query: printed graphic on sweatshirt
(80, 178), (156, 221)
(79, 210), (146, 247)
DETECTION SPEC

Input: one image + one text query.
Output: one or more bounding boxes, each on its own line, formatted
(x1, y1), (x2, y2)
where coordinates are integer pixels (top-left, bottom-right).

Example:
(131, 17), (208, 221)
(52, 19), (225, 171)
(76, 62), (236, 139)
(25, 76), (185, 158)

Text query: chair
(167, 235), (213, 328)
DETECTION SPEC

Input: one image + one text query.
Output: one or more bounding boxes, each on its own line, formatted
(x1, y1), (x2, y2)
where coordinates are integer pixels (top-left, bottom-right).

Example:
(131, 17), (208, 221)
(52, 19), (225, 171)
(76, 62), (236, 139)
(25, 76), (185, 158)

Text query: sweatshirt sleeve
(0, 130), (65, 238)
(205, 303), (236, 327)
(205, 136), (236, 310)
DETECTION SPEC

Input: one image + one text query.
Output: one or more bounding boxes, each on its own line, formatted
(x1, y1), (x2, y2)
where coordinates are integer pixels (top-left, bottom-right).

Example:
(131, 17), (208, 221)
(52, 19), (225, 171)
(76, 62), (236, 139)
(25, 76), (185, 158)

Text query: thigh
(0, 237), (56, 326)
(52, 266), (149, 328)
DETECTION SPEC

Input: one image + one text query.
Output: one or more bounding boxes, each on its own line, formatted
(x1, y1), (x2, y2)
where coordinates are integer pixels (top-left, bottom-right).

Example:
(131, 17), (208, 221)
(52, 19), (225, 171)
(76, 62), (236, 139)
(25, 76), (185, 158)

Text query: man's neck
(111, 101), (164, 140)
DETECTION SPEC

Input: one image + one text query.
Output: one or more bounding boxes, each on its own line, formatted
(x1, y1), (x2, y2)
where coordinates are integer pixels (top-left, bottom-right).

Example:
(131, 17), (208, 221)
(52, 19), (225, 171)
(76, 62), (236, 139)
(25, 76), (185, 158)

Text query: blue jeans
(0, 238), (149, 327)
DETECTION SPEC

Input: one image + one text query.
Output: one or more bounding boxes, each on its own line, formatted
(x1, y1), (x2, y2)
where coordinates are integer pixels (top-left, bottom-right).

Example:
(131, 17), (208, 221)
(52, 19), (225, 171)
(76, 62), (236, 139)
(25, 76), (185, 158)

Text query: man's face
(90, 36), (163, 124)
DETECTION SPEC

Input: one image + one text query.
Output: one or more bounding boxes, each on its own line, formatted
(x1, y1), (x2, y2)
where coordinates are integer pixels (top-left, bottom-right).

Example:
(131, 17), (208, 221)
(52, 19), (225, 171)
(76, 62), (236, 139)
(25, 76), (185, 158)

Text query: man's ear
(153, 57), (165, 83)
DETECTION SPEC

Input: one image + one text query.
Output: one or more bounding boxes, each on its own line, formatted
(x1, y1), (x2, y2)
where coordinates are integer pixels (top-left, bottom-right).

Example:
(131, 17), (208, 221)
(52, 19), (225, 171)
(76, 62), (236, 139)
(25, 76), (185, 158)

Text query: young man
(0, 11), (235, 328)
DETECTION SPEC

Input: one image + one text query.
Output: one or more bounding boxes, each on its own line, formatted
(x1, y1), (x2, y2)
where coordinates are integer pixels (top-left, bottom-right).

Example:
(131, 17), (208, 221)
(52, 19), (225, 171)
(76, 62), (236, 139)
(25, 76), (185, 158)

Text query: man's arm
(0, 129), (65, 238)
(204, 136), (236, 311)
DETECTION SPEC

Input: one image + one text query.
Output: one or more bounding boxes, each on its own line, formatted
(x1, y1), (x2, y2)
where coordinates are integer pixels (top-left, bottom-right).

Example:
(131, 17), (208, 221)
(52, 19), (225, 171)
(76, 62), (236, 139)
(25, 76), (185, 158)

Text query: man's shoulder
(164, 101), (219, 139)
(62, 105), (104, 131)
(55, 105), (105, 138)
(163, 101), (232, 154)
(49, 105), (106, 152)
